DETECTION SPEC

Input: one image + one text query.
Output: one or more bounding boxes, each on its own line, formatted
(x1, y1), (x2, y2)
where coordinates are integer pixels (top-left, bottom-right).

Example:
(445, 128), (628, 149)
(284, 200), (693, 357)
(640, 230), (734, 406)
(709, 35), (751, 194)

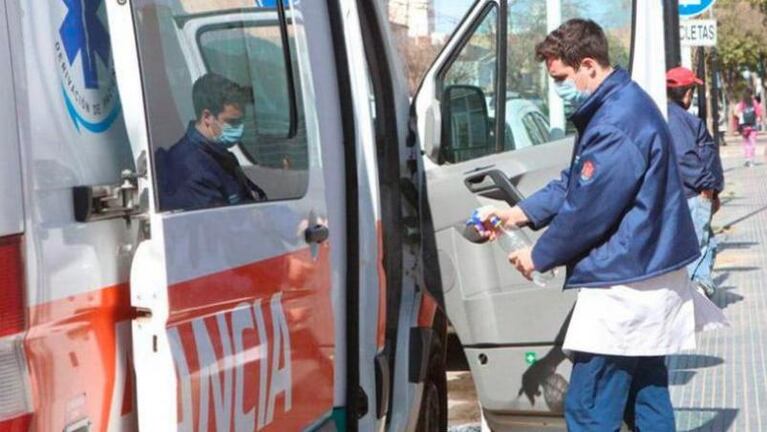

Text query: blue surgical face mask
(554, 79), (591, 109)
(215, 122), (245, 149)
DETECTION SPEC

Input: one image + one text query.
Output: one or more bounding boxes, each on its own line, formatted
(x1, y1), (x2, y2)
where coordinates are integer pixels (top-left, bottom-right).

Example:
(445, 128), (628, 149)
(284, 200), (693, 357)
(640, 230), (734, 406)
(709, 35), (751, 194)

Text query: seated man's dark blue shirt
(156, 123), (264, 211)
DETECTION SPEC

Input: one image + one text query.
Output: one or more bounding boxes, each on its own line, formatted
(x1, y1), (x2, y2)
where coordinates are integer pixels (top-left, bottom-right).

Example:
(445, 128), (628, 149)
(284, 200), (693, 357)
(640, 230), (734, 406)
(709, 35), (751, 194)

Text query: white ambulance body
(0, 0), (676, 431)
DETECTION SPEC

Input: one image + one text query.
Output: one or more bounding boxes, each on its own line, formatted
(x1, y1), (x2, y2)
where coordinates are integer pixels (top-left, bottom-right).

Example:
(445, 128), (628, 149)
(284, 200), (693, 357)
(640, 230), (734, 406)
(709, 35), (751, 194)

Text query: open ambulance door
(413, 0), (666, 425)
(413, 0), (576, 421)
(106, 1), (340, 430)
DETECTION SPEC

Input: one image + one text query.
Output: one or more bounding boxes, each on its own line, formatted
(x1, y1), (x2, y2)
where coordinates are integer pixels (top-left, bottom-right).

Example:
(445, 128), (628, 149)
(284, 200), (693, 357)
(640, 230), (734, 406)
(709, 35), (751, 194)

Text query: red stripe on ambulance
(164, 246), (335, 432)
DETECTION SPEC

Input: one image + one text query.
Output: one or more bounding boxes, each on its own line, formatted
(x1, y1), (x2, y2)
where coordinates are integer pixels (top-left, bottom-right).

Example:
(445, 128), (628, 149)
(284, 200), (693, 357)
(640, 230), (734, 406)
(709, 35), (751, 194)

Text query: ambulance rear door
(412, 0), (643, 421)
(105, 0), (344, 430)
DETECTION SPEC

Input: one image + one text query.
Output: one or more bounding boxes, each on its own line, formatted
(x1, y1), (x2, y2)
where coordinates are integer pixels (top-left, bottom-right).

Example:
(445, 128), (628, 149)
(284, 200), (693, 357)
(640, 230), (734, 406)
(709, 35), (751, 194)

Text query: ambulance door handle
(464, 169), (525, 204)
(129, 306), (153, 320)
(305, 224), (329, 244)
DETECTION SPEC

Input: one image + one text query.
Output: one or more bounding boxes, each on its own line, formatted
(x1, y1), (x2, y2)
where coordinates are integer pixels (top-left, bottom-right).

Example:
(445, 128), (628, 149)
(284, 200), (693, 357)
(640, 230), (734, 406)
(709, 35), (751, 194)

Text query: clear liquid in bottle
(495, 225), (555, 287)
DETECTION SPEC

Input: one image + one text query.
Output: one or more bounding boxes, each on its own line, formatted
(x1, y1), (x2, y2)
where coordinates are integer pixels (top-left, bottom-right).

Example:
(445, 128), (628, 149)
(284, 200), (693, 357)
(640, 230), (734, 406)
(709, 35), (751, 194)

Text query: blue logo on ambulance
(256, 0), (300, 7)
(56, 0), (120, 133)
(678, 0), (717, 18)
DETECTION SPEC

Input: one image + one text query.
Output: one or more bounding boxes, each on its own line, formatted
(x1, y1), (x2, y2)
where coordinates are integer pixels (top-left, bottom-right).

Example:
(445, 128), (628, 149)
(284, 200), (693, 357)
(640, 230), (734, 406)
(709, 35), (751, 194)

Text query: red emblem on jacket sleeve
(580, 160), (595, 181)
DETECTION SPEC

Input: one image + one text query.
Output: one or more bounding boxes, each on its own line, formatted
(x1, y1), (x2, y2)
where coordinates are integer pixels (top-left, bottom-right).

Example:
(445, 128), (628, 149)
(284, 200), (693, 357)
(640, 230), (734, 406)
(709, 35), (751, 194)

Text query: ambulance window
(387, 0), (474, 95)
(439, 5), (499, 163)
(130, 1), (309, 211)
(198, 23), (294, 148)
(561, 1), (633, 69)
(428, 1), (635, 163)
(531, 112), (551, 143)
(521, 112), (548, 146)
(503, 0), (634, 147)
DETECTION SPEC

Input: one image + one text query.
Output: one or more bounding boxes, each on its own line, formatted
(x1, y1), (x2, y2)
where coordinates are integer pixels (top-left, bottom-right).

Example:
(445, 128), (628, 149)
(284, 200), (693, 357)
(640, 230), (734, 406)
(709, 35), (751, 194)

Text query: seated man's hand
(509, 247), (535, 281)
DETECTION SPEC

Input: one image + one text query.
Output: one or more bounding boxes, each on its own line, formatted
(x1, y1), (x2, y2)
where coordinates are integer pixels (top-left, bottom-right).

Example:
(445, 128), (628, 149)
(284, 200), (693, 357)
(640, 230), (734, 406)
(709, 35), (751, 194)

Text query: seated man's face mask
(216, 119), (245, 148)
(211, 103), (245, 149)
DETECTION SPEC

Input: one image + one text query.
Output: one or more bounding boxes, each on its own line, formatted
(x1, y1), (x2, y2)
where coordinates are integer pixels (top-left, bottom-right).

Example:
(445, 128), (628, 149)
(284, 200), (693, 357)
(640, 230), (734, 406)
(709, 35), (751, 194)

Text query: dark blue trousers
(565, 353), (676, 431)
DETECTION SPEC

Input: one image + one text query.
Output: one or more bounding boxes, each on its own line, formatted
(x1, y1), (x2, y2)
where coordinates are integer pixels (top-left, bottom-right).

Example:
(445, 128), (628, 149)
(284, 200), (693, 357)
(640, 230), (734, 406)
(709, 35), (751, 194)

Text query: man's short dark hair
(667, 85), (694, 104)
(535, 19), (610, 68)
(192, 73), (253, 119)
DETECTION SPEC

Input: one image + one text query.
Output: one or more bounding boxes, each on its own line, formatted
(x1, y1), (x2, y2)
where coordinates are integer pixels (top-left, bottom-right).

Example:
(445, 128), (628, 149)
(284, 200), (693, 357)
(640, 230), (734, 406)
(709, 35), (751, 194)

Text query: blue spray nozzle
(467, 210), (502, 234)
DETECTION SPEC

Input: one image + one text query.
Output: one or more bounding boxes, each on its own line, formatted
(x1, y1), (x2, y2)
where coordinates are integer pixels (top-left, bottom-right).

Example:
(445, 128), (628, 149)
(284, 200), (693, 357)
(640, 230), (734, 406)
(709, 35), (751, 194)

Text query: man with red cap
(666, 66), (724, 299)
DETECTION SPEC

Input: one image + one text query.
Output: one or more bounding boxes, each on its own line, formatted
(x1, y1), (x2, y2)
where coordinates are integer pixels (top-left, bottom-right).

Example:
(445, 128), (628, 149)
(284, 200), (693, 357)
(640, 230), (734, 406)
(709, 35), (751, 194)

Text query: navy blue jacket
(518, 68), (700, 288)
(667, 102), (724, 197)
(156, 123), (266, 211)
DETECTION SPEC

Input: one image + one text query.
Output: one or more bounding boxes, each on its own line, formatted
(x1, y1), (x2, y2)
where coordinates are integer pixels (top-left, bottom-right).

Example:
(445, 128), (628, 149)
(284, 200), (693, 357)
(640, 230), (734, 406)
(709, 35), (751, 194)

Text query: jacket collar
(185, 121), (228, 156)
(569, 67), (630, 132)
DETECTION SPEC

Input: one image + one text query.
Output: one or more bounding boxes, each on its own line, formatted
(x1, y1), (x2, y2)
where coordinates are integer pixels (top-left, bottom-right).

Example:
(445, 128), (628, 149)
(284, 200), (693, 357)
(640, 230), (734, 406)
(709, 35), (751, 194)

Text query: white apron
(563, 268), (728, 357)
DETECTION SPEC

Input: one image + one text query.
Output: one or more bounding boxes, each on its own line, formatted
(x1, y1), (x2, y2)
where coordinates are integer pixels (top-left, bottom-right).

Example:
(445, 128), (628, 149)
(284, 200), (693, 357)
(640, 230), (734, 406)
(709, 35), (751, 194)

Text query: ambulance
(0, 0), (680, 431)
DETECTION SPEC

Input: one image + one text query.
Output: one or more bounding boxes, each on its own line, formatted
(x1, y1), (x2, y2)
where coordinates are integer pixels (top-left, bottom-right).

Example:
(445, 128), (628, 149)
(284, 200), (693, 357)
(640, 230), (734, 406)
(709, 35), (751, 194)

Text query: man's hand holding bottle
(472, 205), (530, 239)
(469, 206), (553, 286)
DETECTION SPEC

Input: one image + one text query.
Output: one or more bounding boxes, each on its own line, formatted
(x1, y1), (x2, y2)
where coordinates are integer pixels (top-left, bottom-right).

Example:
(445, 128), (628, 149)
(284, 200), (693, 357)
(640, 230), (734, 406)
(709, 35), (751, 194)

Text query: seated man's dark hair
(192, 73), (253, 118)
(535, 19), (610, 68)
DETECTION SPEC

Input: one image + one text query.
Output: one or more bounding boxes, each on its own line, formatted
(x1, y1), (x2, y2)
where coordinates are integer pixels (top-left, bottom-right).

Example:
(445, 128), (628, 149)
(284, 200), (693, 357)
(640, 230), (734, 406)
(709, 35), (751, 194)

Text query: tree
(714, 0), (767, 99)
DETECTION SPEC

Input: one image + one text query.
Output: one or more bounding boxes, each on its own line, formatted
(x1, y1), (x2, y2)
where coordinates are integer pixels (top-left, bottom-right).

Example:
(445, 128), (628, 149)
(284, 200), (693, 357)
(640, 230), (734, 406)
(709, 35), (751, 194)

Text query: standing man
(480, 19), (724, 431)
(666, 67), (724, 299)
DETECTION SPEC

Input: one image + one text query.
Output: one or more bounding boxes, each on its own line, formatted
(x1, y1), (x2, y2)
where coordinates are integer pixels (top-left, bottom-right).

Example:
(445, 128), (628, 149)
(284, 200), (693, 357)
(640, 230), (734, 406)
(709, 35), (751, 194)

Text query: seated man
(157, 73), (267, 211)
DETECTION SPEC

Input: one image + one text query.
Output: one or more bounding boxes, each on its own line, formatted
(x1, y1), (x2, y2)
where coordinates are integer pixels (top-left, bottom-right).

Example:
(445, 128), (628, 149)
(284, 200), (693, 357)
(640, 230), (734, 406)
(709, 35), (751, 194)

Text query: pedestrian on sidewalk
(666, 67), (724, 299)
(477, 19), (727, 432)
(736, 88), (760, 167)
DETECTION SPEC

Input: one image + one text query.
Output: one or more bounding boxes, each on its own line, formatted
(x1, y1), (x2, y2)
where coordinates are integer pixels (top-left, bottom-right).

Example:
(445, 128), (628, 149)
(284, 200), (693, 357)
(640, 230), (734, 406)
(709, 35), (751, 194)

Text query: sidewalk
(668, 132), (767, 431)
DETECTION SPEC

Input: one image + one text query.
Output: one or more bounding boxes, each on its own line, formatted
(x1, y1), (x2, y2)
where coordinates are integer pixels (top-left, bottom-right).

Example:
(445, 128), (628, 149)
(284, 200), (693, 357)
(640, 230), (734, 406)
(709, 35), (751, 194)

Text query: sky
(434, 0), (475, 32)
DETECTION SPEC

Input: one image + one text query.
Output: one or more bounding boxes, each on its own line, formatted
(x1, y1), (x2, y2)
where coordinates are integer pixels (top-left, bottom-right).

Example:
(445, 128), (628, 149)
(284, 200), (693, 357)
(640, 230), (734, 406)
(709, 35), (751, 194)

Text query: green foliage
(714, 0), (767, 95)
(608, 34), (630, 69)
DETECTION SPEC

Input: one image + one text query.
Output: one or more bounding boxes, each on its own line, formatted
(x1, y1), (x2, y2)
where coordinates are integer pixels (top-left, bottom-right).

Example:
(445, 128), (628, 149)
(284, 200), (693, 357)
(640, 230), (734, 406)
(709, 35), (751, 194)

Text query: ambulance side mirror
(440, 85), (491, 164)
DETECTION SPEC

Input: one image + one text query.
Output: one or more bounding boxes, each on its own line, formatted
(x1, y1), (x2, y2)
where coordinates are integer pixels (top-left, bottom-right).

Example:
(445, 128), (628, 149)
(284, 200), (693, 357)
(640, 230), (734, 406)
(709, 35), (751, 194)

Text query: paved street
(448, 133), (767, 431)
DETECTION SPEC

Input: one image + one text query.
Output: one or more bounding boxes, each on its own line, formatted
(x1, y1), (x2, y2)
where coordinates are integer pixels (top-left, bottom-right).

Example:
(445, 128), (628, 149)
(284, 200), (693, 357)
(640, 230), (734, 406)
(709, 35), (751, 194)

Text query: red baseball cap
(666, 67), (703, 88)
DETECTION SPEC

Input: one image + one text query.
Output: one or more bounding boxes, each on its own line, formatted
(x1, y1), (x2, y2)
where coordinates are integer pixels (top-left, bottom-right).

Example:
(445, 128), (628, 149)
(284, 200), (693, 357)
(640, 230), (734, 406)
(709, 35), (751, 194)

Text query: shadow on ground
(674, 407), (739, 432)
(667, 354), (725, 386)
(721, 205), (767, 230)
(714, 266), (760, 273)
(716, 241), (759, 251)
(712, 286), (744, 309)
